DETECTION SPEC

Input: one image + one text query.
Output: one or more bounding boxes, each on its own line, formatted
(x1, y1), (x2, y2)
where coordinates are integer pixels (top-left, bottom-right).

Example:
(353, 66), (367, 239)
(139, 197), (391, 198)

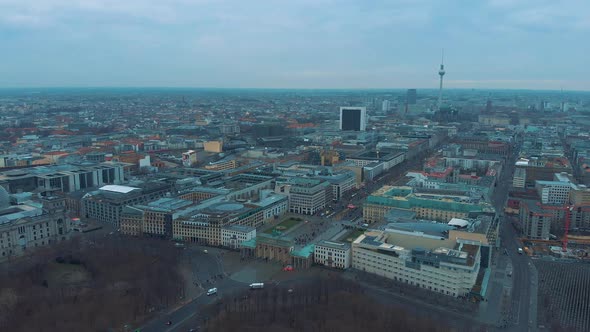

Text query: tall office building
(485, 100), (492, 113)
(381, 100), (390, 112)
(406, 89), (417, 104)
(339, 107), (367, 131)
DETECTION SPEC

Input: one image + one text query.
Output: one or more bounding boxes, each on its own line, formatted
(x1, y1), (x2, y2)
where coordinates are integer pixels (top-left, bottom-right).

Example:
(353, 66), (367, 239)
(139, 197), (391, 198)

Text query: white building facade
(352, 230), (480, 297)
(221, 225), (256, 249)
(314, 240), (351, 269)
(535, 180), (572, 205)
(275, 178), (330, 215)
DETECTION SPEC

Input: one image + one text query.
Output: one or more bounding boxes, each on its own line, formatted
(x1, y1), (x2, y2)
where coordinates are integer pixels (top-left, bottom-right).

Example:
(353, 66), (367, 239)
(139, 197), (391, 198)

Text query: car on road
(283, 265), (294, 271)
(165, 320), (172, 326)
(517, 248), (524, 255)
(203, 249), (208, 254)
(207, 288), (217, 296)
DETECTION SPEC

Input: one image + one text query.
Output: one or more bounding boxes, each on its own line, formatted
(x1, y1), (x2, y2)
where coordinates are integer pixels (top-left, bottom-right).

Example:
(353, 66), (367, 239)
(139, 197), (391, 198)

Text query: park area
(0, 236), (185, 332)
(264, 217), (304, 235)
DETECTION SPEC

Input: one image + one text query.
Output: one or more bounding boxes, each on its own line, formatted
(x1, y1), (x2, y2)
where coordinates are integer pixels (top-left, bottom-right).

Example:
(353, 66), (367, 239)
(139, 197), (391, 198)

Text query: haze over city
(1, 0), (590, 89)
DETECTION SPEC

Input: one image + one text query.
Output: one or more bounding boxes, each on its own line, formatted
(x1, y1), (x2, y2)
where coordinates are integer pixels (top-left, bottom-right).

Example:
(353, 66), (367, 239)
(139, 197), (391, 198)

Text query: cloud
(486, 0), (590, 32)
(0, 0), (588, 89)
(445, 79), (590, 91)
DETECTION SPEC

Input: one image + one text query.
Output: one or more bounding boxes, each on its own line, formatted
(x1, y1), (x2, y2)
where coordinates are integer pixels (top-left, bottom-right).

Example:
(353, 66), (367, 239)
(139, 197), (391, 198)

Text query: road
(492, 138), (538, 332)
(139, 246), (247, 332)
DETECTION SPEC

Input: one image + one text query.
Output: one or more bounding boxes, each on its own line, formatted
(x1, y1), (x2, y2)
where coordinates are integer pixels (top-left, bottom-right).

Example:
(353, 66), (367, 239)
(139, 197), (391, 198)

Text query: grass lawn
(264, 217), (304, 234)
(339, 229), (365, 243)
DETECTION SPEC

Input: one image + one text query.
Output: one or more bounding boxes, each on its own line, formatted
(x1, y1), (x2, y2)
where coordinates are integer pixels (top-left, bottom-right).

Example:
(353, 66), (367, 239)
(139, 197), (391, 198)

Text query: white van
(249, 283), (264, 289)
(207, 288), (217, 296)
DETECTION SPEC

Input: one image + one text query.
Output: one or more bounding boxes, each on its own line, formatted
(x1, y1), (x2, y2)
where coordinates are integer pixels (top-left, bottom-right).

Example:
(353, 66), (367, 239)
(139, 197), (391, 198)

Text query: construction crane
(563, 205), (574, 252)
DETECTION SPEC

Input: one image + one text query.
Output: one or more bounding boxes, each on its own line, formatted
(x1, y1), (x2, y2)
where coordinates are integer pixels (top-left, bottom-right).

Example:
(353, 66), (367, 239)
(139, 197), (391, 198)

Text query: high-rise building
(485, 100), (492, 113)
(406, 89), (417, 104)
(339, 107), (367, 131)
(381, 100), (390, 112)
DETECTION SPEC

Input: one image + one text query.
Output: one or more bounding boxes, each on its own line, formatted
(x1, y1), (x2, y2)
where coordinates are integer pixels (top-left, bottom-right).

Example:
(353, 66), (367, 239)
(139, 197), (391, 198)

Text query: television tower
(438, 49), (445, 110)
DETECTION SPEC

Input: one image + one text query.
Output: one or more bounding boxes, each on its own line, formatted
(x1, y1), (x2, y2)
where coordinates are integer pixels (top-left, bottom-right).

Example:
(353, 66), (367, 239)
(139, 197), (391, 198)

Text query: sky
(1, 0), (589, 90)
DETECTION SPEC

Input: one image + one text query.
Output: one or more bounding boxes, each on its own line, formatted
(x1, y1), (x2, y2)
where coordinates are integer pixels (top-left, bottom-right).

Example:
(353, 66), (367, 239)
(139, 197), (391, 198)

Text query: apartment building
(352, 229), (480, 297)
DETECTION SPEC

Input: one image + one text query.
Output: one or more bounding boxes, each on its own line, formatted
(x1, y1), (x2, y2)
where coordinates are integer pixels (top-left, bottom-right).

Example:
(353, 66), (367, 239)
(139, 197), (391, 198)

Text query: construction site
(519, 236), (590, 260)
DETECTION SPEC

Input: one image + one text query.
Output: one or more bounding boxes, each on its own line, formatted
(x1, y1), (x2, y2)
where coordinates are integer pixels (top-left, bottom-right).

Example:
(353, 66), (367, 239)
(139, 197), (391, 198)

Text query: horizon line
(0, 86), (589, 93)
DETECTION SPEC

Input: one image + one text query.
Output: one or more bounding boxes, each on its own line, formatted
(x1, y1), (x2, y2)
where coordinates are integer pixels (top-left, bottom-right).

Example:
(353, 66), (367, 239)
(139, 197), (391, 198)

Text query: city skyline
(1, 0), (590, 90)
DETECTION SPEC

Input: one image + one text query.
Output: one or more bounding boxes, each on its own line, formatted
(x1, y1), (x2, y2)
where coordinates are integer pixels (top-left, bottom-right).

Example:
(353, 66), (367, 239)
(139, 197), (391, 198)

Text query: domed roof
(0, 186), (10, 209)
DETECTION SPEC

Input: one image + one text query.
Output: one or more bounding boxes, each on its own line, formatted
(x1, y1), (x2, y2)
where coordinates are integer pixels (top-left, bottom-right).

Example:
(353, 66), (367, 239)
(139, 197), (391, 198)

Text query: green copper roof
(291, 244), (315, 258)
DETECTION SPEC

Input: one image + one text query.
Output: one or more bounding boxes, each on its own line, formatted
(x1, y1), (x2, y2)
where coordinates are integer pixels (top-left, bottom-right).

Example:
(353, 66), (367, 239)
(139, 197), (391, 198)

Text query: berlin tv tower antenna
(438, 49), (445, 110)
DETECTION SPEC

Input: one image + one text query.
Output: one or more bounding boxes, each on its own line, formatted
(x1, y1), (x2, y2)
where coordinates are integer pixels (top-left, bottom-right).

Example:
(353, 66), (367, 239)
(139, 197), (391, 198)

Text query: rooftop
(317, 240), (351, 251)
(291, 244), (315, 258)
(367, 185), (493, 214)
(99, 185), (138, 194)
(223, 224), (256, 233)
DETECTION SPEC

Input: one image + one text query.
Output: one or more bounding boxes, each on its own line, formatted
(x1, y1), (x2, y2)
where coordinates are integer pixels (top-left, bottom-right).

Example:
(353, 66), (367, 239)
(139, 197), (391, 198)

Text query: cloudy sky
(1, 0), (589, 90)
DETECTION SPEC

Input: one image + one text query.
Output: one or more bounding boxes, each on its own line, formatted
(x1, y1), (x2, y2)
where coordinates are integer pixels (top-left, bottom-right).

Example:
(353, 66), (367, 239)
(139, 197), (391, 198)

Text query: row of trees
(203, 277), (479, 332)
(0, 235), (184, 332)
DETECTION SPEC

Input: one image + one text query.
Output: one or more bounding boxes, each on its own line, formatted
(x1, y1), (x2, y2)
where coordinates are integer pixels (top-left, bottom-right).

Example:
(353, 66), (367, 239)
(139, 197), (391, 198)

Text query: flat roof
(448, 218), (469, 227)
(385, 231), (456, 251)
(99, 185), (139, 194)
(317, 240), (350, 251)
(223, 224), (256, 233)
